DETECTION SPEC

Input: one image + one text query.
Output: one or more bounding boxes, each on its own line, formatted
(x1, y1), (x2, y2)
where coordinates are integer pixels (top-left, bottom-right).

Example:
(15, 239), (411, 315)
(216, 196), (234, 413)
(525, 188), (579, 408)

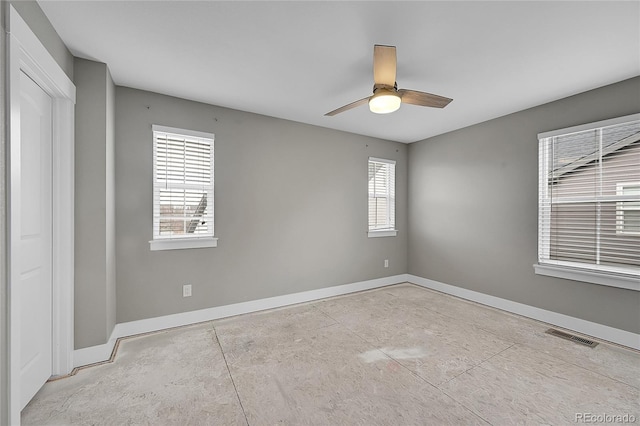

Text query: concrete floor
(22, 283), (640, 425)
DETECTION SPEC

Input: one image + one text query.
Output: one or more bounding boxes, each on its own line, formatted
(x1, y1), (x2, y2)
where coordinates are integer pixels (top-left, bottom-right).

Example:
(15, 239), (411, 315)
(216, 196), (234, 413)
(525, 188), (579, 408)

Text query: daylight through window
(368, 157), (396, 237)
(537, 115), (640, 283)
(151, 125), (215, 250)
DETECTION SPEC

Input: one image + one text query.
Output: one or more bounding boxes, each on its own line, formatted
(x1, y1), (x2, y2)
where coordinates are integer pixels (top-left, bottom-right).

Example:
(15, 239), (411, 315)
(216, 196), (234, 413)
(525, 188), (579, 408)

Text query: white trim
(73, 274), (409, 367)
(7, 6), (75, 422)
(7, 31), (21, 423)
(537, 114), (640, 292)
(151, 125), (215, 243)
(616, 181), (640, 236)
(368, 230), (398, 238)
(149, 237), (218, 251)
(408, 274), (640, 350)
(72, 333), (118, 368)
(533, 263), (639, 291)
(368, 157), (396, 233)
(538, 113), (640, 139)
(72, 272), (640, 367)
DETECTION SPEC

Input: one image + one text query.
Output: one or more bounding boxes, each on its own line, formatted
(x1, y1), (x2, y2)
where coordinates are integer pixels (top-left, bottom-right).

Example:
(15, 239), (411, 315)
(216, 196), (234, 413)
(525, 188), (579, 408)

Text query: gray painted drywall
(9, 0), (73, 79)
(74, 58), (117, 349)
(1, 1), (8, 422)
(408, 76), (640, 333)
(106, 66), (116, 339)
(114, 86), (407, 325)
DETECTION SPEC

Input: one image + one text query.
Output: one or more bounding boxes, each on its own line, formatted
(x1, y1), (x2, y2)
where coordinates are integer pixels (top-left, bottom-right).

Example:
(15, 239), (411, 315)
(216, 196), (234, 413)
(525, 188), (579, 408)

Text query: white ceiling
(39, 1), (639, 143)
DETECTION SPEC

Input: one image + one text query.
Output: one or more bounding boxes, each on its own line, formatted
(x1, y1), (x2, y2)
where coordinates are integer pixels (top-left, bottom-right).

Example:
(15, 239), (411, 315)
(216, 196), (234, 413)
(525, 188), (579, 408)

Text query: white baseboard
(73, 272), (638, 368)
(72, 333), (118, 368)
(407, 274), (640, 351)
(73, 274), (409, 367)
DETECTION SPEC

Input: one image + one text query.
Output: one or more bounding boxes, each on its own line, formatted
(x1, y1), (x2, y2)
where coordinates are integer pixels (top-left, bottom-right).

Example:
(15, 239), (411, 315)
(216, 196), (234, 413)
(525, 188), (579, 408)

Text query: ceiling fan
(325, 45), (453, 116)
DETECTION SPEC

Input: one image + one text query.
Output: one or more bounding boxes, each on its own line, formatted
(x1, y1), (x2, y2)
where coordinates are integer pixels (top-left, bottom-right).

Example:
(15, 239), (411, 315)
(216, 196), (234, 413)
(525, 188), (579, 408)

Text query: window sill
(368, 230), (398, 238)
(533, 263), (639, 291)
(149, 237), (218, 251)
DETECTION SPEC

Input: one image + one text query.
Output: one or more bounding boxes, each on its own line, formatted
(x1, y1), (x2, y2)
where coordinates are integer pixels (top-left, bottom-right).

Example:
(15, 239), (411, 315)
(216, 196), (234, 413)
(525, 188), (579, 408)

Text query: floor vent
(545, 328), (598, 348)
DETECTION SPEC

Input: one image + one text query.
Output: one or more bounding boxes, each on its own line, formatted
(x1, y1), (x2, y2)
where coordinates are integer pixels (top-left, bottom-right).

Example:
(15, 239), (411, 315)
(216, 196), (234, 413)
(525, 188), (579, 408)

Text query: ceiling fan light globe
(369, 90), (401, 114)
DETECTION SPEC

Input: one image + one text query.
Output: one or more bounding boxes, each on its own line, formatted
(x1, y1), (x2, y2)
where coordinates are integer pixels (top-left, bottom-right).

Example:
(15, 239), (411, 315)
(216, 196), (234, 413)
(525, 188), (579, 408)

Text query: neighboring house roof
(551, 122), (640, 179)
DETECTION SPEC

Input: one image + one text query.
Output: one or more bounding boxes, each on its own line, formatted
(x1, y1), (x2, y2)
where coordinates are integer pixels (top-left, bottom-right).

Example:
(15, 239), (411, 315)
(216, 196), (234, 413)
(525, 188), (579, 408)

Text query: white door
(19, 70), (53, 409)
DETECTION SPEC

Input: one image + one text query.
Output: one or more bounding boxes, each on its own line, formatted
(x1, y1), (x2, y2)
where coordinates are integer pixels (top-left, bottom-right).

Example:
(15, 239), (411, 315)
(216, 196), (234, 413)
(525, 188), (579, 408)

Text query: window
(368, 157), (397, 237)
(150, 125), (217, 251)
(616, 182), (640, 235)
(536, 114), (640, 290)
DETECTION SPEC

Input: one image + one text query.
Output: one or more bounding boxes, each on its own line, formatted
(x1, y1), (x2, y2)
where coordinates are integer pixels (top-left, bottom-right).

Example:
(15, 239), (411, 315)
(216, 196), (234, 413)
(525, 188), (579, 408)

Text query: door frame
(7, 5), (75, 422)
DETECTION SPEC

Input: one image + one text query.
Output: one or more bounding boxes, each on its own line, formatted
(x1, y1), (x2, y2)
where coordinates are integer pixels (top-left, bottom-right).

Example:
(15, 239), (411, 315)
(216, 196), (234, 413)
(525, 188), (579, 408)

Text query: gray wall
(408, 76), (640, 333)
(114, 87), (407, 325)
(8, 0), (73, 80)
(74, 58), (117, 349)
(106, 67), (116, 339)
(1, 1), (8, 422)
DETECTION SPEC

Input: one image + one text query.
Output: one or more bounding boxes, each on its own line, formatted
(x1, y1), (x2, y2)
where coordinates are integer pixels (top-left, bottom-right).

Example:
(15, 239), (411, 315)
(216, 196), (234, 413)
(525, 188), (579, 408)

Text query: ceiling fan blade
(325, 97), (370, 116)
(373, 45), (396, 87)
(398, 89), (452, 108)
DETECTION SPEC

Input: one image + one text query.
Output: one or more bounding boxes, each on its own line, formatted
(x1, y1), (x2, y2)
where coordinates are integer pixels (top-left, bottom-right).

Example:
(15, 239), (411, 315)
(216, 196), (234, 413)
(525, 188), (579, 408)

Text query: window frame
(368, 157), (397, 238)
(149, 125), (217, 251)
(616, 181), (640, 236)
(535, 113), (640, 291)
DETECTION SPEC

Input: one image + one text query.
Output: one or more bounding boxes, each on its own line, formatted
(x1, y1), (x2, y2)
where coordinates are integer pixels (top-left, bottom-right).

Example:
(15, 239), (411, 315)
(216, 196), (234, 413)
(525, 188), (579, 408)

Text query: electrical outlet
(183, 284), (192, 297)
(384, 259), (389, 268)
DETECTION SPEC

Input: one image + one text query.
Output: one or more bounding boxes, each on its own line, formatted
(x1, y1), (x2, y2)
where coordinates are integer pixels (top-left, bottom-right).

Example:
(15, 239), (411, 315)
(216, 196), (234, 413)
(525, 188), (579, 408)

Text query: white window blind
(368, 157), (396, 233)
(538, 115), (640, 279)
(616, 182), (640, 235)
(152, 125), (214, 244)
